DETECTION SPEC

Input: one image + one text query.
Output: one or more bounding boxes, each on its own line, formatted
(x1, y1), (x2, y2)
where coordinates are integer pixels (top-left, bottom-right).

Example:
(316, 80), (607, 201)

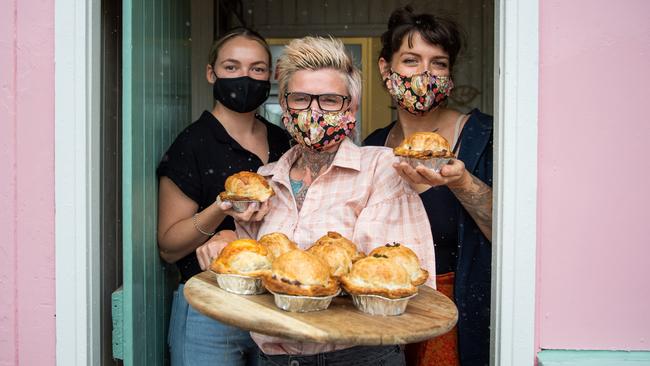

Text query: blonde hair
(276, 36), (362, 110)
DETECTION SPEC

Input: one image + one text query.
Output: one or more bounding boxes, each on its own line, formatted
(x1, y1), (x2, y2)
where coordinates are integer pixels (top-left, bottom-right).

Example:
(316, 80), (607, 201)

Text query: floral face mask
(384, 69), (454, 115)
(282, 109), (356, 151)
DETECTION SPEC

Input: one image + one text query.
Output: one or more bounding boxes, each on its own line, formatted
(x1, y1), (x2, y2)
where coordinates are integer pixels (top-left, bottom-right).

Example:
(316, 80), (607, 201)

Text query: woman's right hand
(218, 198), (271, 222)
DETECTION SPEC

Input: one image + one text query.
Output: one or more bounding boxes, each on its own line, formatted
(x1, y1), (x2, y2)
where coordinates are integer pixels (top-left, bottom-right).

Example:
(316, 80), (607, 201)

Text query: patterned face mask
(282, 109), (356, 151)
(384, 69), (454, 115)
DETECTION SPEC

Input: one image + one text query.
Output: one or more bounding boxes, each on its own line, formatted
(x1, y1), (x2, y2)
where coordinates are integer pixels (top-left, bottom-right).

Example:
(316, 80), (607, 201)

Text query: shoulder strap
(451, 113), (466, 153)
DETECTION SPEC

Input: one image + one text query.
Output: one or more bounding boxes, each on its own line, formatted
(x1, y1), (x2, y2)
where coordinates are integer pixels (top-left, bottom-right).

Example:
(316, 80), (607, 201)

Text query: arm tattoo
(292, 147), (337, 211)
(450, 173), (493, 241)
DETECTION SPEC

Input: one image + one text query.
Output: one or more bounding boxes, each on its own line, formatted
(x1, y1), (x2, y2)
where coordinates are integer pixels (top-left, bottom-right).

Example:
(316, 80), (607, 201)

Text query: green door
(113, 0), (191, 364)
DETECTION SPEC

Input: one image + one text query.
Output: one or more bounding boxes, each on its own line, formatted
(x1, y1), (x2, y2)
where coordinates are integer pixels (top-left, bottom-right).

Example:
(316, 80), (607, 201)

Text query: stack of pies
(393, 131), (455, 173)
(210, 238), (272, 295)
(208, 233), (429, 316)
(258, 232), (298, 260)
(307, 232), (364, 278)
(218, 171), (274, 212)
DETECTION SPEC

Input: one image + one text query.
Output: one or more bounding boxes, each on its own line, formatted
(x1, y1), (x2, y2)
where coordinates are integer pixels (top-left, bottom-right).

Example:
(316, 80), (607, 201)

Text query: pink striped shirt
(236, 138), (436, 355)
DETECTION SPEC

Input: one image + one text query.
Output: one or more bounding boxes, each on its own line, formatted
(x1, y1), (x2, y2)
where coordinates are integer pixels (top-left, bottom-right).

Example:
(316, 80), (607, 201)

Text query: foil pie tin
(350, 293), (417, 316)
(398, 156), (452, 174)
(217, 196), (261, 213)
(212, 272), (266, 295)
(268, 290), (340, 312)
(229, 200), (261, 213)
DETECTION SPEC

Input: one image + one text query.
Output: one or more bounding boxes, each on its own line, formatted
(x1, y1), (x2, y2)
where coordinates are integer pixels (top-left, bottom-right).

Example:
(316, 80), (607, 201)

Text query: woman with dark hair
(364, 6), (493, 366)
(156, 27), (290, 366)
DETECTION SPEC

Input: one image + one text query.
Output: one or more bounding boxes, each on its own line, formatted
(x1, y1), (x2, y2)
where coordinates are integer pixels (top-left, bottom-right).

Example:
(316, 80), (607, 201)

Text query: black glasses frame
(284, 92), (351, 112)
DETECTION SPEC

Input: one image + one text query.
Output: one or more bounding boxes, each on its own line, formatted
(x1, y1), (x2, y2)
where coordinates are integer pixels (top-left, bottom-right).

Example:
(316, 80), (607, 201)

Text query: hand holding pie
(393, 131), (455, 173)
(218, 171), (274, 213)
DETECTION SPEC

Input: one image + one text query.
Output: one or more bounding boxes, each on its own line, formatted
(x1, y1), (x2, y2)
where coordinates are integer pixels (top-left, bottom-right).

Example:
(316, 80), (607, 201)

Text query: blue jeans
(168, 284), (259, 366)
(258, 345), (405, 366)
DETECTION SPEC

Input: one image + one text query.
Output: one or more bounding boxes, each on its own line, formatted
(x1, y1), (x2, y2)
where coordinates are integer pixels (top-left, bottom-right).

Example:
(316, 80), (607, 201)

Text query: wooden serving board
(184, 271), (458, 345)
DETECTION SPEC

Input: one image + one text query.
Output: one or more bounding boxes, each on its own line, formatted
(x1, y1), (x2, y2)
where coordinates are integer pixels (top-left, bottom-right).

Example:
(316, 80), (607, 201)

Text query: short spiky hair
(276, 36), (362, 110)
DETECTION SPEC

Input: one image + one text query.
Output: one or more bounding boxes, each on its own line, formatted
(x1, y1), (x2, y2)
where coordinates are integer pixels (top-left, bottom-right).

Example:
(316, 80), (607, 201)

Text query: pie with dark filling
(368, 243), (429, 286)
(340, 255), (417, 299)
(393, 131), (455, 160)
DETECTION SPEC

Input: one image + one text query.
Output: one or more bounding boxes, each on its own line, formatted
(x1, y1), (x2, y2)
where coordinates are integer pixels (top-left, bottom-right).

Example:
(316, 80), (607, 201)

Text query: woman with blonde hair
(221, 36), (437, 366)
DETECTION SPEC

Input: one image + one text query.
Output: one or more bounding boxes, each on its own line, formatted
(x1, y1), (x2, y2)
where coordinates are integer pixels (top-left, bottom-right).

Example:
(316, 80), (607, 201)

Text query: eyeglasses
(284, 92), (350, 112)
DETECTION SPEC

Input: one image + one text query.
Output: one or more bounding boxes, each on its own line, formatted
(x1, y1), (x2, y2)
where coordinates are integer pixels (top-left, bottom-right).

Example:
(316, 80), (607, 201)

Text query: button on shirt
(236, 138), (436, 355)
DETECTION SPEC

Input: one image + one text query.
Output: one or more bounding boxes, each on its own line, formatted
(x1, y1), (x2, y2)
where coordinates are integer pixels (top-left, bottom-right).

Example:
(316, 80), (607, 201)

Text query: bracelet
(192, 213), (215, 236)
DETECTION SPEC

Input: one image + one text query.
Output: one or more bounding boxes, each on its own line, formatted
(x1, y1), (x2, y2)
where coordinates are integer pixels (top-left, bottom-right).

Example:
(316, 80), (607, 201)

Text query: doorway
(57, 1), (538, 364)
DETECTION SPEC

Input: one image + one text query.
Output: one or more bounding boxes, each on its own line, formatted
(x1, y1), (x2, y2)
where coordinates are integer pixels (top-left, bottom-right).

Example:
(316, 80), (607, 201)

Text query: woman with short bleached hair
(275, 36), (362, 119)
(225, 36), (437, 365)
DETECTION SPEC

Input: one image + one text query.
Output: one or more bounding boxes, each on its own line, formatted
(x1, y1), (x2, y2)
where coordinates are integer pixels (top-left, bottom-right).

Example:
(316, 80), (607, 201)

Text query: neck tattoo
(298, 147), (336, 180)
(291, 147), (337, 211)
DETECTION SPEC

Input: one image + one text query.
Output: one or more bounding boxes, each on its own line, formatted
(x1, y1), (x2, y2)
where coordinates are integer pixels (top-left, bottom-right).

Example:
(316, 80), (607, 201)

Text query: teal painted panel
(111, 287), (124, 360)
(122, 0), (191, 365)
(538, 350), (650, 366)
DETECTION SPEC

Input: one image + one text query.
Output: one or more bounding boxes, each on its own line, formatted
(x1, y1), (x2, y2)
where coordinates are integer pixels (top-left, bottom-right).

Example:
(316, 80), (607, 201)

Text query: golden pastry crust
(393, 132), (455, 159)
(218, 171), (274, 202)
(258, 232), (298, 260)
(307, 242), (353, 278)
(261, 250), (339, 297)
(312, 231), (365, 263)
(210, 238), (272, 277)
(340, 256), (417, 299)
(369, 243), (429, 286)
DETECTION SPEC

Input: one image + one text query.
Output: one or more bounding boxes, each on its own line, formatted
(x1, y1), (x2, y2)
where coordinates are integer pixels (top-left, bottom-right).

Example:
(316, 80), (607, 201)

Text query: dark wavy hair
(379, 6), (464, 70)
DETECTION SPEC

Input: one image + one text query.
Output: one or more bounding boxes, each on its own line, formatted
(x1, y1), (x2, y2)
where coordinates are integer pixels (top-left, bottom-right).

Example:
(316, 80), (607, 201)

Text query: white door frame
(53, 0), (539, 365)
(491, 0), (539, 364)
(54, 0), (101, 365)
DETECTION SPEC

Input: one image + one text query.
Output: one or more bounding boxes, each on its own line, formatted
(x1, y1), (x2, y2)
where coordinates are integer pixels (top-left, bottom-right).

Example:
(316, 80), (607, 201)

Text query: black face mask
(212, 74), (271, 113)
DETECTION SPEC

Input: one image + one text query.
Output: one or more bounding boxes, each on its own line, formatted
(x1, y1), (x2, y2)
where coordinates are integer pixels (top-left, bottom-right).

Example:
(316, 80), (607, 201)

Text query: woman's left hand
(393, 159), (471, 189)
(218, 198), (272, 222)
(195, 230), (238, 270)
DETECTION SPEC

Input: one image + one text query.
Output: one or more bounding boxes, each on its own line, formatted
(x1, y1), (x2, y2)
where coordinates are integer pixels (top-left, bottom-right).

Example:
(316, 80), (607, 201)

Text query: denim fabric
(168, 284), (259, 366)
(258, 345), (404, 366)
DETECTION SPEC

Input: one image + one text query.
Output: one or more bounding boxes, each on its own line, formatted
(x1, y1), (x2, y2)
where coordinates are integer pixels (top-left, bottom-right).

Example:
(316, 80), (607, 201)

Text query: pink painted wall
(538, 0), (650, 351)
(0, 0), (56, 365)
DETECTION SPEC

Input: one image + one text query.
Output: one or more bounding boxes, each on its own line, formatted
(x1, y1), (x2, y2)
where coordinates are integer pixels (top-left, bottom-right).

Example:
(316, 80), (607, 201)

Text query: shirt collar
(259, 138), (361, 182)
(201, 111), (232, 144)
